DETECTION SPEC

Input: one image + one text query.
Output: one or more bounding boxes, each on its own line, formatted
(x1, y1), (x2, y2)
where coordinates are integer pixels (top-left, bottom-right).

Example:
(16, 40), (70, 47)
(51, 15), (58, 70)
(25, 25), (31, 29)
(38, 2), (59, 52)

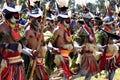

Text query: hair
(94, 17), (103, 26)
(2, 9), (13, 19)
(118, 12), (120, 17)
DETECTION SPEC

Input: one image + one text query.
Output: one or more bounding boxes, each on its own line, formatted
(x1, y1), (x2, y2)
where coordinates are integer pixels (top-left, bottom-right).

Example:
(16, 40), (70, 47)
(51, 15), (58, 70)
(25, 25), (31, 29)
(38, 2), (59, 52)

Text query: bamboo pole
(29, 4), (46, 80)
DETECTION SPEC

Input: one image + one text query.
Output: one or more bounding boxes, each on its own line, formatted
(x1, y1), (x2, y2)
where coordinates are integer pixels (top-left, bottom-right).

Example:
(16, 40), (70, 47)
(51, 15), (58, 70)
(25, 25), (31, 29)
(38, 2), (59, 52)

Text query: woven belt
(37, 57), (45, 63)
(8, 56), (23, 64)
(59, 49), (70, 56)
(106, 53), (113, 58)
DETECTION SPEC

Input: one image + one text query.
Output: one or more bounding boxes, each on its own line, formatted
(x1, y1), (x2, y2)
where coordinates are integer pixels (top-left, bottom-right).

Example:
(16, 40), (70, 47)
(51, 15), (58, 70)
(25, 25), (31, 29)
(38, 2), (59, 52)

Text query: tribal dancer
(73, 19), (99, 80)
(0, 2), (25, 80)
(50, 1), (74, 77)
(24, 7), (49, 80)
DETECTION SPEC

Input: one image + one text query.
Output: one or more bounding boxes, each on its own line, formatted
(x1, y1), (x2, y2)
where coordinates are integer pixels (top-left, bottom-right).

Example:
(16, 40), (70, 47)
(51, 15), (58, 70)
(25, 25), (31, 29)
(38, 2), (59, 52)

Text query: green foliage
(19, 0), (25, 5)
(87, 2), (96, 12)
(95, 0), (116, 14)
(45, 50), (56, 70)
(96, 31), (108, 44)
(75, 0), (117, 15)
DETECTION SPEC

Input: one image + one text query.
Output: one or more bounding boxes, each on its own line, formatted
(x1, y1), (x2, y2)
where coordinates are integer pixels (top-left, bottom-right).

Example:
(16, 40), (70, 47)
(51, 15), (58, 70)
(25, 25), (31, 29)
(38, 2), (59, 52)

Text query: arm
(0, 23), (4, 65)
(113, 44), (119, 58)
(50, 29), (59, 47)
(0, 23), (3, 34)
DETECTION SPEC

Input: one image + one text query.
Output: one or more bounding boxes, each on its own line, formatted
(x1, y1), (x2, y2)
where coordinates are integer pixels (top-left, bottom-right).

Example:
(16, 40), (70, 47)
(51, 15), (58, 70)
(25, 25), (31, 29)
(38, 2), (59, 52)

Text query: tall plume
(77, 0), (89, 13)
(104, 0), (113, 16)
(56, 0), (69, 8)
(56, 0), (69, 12)
(78, 0), (86, 8)
(104, 0), (110, 9)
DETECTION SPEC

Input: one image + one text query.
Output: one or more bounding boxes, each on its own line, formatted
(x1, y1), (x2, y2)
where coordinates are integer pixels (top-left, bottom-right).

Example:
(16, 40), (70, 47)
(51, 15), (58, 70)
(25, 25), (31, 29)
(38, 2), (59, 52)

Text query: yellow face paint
(10, 22), (15, 28)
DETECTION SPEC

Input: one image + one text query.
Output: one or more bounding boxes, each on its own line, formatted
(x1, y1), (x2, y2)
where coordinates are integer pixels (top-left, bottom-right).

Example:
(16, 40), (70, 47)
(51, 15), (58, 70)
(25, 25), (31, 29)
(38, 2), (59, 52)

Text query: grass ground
(74, 68), (120, 80)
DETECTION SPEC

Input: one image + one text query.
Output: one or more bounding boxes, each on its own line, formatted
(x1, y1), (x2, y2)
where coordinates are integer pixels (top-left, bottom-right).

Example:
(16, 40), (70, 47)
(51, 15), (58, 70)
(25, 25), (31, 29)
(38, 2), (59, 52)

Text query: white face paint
(10, 16), (17, 24)
(34, 20), (39, 25)
(64, 20), (70, 28)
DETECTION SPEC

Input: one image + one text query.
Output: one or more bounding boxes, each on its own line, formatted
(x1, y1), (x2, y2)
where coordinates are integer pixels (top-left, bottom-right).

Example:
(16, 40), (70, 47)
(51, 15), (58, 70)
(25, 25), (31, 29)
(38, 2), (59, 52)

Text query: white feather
(76, 54), (82, 64)
(96, 7), (100, 13)
(115, 5), (119, 13)
(82, 0), (86, 7)
(31, 0), (39, 2)
(104, 0), (110, 9)
(45, 1), (50, 7)
(51, 14), (55, 20)
(56, 0), (69, 8)
(30, 0), (35, 6)
(73, 41), (81, 48)
(119, 7), (120, 12)
(48, 42), (53, 48)
(77, 0), (86, 8)
(68, 9), (71, 17)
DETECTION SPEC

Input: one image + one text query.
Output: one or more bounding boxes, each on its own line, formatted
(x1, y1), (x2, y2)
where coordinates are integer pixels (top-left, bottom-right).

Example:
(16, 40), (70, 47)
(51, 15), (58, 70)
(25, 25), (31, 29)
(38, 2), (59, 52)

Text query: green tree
(87, 2), (96, 12)
(95, 0), (117, 15)
(95, 0), (106, 14)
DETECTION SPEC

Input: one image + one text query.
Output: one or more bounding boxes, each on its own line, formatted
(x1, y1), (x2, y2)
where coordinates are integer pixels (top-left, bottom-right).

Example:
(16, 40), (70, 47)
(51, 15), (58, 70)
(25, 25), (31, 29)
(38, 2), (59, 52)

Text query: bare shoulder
(53, 27), (60, 34)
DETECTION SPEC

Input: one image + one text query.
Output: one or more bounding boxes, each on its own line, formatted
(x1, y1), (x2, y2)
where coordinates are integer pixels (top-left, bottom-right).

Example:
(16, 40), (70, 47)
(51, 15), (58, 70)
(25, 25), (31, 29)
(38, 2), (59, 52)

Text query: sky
(75, 0), (96, 4)
(86, 0), (96, 4)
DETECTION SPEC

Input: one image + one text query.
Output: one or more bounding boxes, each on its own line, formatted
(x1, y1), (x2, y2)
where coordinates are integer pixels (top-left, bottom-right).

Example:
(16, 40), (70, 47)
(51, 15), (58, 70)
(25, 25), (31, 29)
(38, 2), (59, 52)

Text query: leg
(108, 70), (115, 80)
(84, 74), (92, 80)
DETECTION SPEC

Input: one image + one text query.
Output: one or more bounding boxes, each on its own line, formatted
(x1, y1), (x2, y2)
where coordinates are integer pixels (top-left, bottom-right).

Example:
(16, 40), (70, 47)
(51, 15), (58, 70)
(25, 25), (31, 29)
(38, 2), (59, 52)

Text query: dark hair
(118, 12), (120, 17)
(94, 17), (103, 26)
(2, 9), (13, 19)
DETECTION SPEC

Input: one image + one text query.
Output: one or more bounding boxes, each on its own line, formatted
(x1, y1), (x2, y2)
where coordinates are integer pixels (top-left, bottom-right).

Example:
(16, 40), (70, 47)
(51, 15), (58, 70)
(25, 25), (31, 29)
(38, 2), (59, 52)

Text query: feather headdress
(96, 7), (100, 13)
(104, 0), (110, 9)
(104, 0), (113, 16)
(56, 0), (69, 8)
(45, 1), (50, 11)
(77, 0), (89, 12)
(115, 5), (120, 14)
(2, 0), (22, 12)
(78, 0), (86, 8)
(26, 0), (40, 9)
(56, 0), (69, 12)
(56, 0), (71, 19)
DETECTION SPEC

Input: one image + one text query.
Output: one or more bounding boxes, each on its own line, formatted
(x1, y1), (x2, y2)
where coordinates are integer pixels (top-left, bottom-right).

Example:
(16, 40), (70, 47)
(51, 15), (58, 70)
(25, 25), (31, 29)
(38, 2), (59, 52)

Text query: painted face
(37, 16), (41, 22)
(13, 12), (19, 19)
(10, 16), (17, 24)
(10, 12), (20, 24)
(65, 18), (70, 24)
(49, 21), (54, 27)
(33, 20), (39, 25)
(64, 18), (70, 28)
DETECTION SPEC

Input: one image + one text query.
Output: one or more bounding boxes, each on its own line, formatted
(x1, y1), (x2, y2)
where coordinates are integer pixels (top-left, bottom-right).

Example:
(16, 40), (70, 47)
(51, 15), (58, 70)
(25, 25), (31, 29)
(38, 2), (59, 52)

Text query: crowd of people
(0, 0), (120, 80)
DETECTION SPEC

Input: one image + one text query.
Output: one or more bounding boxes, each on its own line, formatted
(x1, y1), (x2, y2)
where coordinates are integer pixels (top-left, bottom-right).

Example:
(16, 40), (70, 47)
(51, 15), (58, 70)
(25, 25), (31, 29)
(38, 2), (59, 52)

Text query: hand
(103, 45), (107, 48)
(81, 45), (86, 49)
(32, 50), (39, 59)
(48, 47), (60, 54)
(47, 46), (53, 50)
(52, 48), (60, 54)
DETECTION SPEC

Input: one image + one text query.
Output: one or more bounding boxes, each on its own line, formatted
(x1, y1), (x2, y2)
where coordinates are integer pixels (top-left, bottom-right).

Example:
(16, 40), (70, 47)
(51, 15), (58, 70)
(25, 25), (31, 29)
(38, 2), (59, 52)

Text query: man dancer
(0, 2), (25, 80)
